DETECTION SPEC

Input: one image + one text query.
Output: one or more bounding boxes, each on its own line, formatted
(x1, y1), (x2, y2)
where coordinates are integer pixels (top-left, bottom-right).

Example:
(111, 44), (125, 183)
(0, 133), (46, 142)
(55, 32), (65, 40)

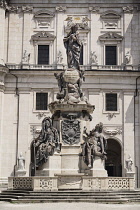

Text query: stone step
(1, 190), (140, 203)
(6, 198), (140, 204)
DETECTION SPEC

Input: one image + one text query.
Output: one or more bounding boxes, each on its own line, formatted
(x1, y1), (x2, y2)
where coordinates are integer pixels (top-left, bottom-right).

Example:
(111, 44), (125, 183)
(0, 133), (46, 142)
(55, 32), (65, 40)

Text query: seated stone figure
(82, 122), (107, 168)
(34, 117), (60, 167)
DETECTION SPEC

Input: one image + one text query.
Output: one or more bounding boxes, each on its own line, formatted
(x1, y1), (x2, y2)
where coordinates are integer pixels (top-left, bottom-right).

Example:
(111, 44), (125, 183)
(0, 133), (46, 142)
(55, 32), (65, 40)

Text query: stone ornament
(22, 5), (33, 13)
(56, 6), (66, 12)
(34, 10), (54, 29)
(31, 31), (56, 41)
(61, 118), (80, 145)
(33, 117), (60, 167)
(104, 21), (118, 28)
(8, 5), (18, 13)
(123, 6), (134, 13)
(17, 153), (25, 171)
(125, 51), (131, 64)
(99, 32), (123, 42)
(0, 0), (8, 9)
(57, 51), (63, 64)
(103, 126), (122, 137)
(125, 155), (133, 172)
(65, 16), (90, 31)
(36, 112), (46, 120)
(89, 6), (100, 13)
(82, 122), (107, 168)
(90, 51), (98, 65)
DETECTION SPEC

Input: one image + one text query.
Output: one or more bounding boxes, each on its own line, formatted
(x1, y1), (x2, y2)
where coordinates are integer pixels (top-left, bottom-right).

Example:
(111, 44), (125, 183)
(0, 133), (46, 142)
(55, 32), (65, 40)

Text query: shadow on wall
(125, 96), (134, 123)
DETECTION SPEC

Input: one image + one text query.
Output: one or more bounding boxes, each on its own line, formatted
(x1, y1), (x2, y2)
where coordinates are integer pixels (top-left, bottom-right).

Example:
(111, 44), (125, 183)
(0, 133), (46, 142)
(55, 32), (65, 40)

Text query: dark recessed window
(80, 45), (83, 65)
(36, 93), (48, 110)
(106, 93), (117, 111)
(38, 45), (49, 65)
(105, 46), (117, 65)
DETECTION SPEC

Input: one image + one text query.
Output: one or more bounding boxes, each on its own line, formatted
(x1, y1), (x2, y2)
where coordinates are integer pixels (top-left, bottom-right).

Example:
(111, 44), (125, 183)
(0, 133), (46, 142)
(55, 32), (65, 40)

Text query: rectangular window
(38, 45), (49, 65)
(80, 45), (83, 65)
(106, 93), (117, 111)
(105, 46), (117, 65)
(36, 93), (48, 110)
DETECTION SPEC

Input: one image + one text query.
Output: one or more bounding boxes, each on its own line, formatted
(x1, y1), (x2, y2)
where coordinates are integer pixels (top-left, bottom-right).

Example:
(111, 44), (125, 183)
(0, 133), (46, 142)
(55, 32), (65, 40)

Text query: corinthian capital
(0, 0), (9, 10)
(122, 6), (134, 13)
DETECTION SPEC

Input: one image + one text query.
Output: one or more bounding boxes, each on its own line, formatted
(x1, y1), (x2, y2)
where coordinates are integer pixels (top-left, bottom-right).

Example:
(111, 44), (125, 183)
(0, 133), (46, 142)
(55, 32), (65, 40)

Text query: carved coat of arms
(61, 119), (80, 145)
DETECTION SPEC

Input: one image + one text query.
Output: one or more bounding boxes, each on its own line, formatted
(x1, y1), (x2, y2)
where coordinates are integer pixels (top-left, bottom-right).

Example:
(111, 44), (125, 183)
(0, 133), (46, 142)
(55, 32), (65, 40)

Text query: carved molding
(34, 9), (54, 18)
(89, 6), (100, 13)
(31, 31), (56, 41)
(34, 10), (54, 29)
(99, 32), (123, 41)
(103, 126), (122, 137)
(122, 6), (134, 13)
(22, 5), (33, 13)
(56, 6), (66, 12)
(101, 10), (121, 20)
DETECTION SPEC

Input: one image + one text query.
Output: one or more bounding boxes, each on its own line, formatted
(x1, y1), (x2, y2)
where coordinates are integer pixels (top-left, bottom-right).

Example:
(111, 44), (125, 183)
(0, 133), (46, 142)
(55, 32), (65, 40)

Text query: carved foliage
(22, 5), (33, 13)
(123, 6), (134, 13)
(89, 6), (100, 13)
(56, 6), (66, 12)
(61, 119), (80, 145)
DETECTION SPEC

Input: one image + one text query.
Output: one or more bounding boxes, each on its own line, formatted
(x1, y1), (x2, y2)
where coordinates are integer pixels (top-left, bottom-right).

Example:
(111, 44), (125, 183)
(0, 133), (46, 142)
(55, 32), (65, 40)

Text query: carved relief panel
(34, 10), (55, 30)
(100, 11), (121, 29)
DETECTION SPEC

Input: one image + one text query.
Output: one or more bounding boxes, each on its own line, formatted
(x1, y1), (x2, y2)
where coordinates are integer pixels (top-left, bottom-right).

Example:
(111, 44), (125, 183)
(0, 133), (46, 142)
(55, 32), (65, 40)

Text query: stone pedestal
(47, 103), (95, 176)
(15, 169), (26, 177)
(36, 154), (61, 177)
(82, 156), (108, 177)
(126, 171), (135, 178)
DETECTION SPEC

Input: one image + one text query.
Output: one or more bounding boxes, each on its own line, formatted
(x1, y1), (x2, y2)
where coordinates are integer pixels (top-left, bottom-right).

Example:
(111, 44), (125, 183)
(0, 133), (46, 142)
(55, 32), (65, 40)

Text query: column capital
(122, 6), (134, 13)
(56, 6), (66, 13)
(22, 5), (33, 13)
(89, 6), (100, 14)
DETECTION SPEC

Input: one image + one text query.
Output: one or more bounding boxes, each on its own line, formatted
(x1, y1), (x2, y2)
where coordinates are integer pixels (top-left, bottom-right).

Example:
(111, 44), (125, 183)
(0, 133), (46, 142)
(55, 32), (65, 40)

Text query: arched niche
(105, 138), (122, 177)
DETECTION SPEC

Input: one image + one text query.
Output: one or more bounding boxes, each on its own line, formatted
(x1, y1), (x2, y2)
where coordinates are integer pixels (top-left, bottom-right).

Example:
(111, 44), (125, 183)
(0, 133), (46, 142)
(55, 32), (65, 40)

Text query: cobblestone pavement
(0, 202), (140, 210)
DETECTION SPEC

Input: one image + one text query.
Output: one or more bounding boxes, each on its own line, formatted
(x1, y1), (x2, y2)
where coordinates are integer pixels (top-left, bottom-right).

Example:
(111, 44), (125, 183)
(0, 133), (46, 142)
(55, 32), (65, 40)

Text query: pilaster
(122, 6), (134, 64)
(89, 7), (100, 65)
(0, 66), (9, 178)
(0, 0), (7, 65)
(123, 91), (135, 177)
(56, 6), (67, 65)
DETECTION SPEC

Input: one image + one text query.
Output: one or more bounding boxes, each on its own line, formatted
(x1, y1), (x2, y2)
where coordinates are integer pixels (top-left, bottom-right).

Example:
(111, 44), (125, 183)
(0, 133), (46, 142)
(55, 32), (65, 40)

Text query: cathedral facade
(0, 0), (140, 188)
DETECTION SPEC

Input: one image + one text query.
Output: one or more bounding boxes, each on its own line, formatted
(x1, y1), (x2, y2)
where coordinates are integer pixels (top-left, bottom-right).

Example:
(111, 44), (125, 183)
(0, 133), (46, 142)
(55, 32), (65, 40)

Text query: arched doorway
(105, 138), (122, 177)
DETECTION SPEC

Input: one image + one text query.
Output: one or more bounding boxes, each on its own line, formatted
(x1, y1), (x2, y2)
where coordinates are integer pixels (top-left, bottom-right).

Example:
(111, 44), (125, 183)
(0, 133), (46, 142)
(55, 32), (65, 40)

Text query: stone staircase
(0, 190), (140, 203)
